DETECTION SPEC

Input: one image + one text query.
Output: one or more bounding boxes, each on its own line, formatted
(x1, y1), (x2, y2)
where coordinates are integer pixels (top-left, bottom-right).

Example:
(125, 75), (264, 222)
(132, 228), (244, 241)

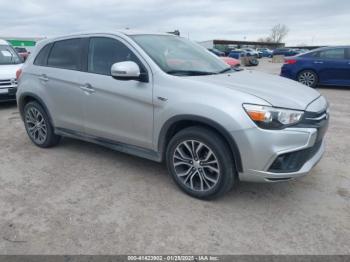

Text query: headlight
(243, 104), (304, 129)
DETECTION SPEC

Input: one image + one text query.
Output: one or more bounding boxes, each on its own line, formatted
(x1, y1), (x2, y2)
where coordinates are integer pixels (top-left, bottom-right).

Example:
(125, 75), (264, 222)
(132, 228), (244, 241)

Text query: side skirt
(55, 127), (162, 162)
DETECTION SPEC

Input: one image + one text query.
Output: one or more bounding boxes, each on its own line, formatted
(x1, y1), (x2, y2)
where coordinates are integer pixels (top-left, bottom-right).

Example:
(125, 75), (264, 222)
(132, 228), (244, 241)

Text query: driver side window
(88, 37), (142, 76)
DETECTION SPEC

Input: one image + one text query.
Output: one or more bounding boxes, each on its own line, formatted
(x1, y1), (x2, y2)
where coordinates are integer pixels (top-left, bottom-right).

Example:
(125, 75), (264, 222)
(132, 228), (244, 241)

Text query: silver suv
(16, 32), (329, 199)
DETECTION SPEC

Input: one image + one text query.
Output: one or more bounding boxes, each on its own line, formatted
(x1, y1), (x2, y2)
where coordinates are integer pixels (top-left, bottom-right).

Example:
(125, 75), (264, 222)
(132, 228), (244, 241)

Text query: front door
(80, 37), (154, 150)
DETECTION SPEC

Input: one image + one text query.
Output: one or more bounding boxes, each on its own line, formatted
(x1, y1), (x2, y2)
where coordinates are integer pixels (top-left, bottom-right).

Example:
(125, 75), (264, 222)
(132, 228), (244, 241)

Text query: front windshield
(0, 45), (22, 65)
(131, 35), (230, 76)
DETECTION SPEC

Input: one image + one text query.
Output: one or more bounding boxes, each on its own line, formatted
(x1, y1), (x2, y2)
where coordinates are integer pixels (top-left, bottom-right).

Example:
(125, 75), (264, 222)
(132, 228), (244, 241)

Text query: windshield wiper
(218, 67), (243, 74)
(166, 70), (216, 76)
(218, 67), (232, 74)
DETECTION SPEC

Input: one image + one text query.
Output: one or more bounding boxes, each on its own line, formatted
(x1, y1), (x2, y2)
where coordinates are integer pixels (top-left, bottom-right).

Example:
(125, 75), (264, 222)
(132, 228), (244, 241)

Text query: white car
(0, 39), (23, 102)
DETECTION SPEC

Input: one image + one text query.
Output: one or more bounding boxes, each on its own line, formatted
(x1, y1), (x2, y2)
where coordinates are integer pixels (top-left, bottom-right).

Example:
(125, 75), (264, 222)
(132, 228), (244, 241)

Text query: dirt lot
(0, 59), (349, 255)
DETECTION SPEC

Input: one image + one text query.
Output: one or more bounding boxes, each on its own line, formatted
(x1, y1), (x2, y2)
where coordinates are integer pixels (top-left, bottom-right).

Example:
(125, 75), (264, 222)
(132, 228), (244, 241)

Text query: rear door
(313, 48), (350, 86)
(39, 38), (87, 132)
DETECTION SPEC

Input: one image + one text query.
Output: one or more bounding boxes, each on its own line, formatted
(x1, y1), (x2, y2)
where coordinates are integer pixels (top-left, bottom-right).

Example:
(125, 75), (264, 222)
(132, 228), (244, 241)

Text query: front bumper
(0, 86), (17, 102)
(233, 109), (329, 183)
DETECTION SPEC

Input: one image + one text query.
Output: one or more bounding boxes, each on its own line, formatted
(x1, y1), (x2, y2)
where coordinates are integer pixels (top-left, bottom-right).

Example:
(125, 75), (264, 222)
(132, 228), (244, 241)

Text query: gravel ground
(0, 59), (349, 255)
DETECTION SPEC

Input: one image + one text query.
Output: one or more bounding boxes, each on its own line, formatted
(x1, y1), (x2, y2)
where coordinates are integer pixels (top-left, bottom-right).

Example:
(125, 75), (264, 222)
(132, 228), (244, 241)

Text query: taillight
(284, 59), (297, 65)
(16, 68), (22, 81)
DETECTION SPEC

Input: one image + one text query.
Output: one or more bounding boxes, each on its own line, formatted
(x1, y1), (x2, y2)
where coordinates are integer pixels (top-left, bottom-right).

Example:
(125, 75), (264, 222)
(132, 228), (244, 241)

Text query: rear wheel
(298, 70), (318, 88)
(166, 127), (236, 199)
(249, 58), (259, 66)
(24, 101), (61, 148)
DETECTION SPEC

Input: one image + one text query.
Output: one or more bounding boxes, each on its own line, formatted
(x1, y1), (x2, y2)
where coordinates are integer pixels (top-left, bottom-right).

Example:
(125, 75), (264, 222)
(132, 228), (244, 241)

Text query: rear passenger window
(33, 43), (52, 66)
(88, 37), (141, 76)
(47, 38), (82, 70)
(319, 49), (345, 60)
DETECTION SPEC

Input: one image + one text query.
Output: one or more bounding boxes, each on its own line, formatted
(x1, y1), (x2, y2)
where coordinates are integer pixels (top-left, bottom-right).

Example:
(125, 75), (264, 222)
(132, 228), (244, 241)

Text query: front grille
(297, 109), (330, 142)
(268, 106), (329, 174)
(0, 79), (17, 89)
(300, 110), (329, 126)
(268, 140), (323, 173)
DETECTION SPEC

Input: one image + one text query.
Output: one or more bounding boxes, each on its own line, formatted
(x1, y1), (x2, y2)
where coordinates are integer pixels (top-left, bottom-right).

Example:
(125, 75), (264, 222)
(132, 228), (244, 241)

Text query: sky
(0, 0), (349, 46)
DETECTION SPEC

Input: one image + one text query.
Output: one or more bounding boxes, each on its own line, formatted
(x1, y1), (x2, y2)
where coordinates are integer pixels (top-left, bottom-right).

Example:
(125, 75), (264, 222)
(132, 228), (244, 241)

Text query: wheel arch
(297, 68), (320, 86)
(297, 68), (319, 78)
(158, 115), (243, 173)
(18, 92), (54, 125)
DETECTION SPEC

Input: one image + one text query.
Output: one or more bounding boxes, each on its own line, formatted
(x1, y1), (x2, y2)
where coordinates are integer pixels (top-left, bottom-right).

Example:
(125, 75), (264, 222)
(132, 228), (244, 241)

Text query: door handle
(80, 83), (95, 94)
(39, 74), (49, 82)
(314, 61), (324, 64)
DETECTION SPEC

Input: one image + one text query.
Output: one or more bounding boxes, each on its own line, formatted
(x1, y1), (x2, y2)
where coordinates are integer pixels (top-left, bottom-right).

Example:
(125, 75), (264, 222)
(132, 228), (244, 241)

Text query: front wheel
(298, 70), (318, 88)
(166, 127), (236, 199)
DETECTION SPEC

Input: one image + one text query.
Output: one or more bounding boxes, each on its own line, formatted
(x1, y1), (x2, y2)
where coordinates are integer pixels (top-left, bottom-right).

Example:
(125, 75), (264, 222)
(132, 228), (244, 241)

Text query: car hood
(190, 70), (320, 110)
(0, 64), (22, 80)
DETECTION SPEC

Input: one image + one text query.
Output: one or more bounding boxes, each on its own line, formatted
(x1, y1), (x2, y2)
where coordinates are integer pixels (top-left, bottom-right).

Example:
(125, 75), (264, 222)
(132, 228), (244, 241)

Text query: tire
(297, 70), (318, 88)
(166, 126), (237, 200)
(249, 58), (259, 66)
(23, 101), (61, 148)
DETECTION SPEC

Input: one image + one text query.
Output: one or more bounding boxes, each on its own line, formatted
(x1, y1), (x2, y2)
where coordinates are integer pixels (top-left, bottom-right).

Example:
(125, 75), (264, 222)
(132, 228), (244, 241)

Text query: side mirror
(111, 61), (141, 81)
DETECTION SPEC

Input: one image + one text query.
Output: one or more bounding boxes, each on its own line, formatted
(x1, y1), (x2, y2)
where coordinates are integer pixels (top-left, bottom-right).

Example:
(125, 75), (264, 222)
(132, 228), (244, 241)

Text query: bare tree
(257, 37), (273, 43)
(269, 24), (289, 43)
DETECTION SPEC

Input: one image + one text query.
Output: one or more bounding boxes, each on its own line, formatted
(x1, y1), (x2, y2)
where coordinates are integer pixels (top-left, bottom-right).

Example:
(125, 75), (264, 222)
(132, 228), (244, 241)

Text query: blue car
(281, 46), (350, 88)
(228, 50), (247, 59)
(257, 48), (273, 58)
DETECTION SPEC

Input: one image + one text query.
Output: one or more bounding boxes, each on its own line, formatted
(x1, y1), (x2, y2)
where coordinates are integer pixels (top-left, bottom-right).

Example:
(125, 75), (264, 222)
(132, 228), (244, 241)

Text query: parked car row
(216, 44), (350, 88)
(227, 49), (259, 66)
(206, 48), (256, 67)
(218, 47), (310, 59)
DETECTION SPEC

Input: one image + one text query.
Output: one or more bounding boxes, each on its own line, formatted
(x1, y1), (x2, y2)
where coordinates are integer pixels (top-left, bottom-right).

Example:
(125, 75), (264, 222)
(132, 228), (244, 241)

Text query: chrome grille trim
(0, 79), (17, 89)
(305, 113), (328, 121)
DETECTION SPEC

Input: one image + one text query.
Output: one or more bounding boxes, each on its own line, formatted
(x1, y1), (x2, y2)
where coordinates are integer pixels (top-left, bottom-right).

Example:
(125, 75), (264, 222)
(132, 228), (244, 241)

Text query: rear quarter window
(318, 48), (346, 60)
(33, 43), (53, 66)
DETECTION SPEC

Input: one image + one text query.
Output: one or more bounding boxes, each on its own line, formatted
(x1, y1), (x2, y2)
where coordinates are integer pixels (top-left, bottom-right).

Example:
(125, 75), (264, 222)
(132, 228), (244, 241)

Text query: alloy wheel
(25, 107), (48, 144)
(173, 140), (221, 192)
(298, 71), (316, 87)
